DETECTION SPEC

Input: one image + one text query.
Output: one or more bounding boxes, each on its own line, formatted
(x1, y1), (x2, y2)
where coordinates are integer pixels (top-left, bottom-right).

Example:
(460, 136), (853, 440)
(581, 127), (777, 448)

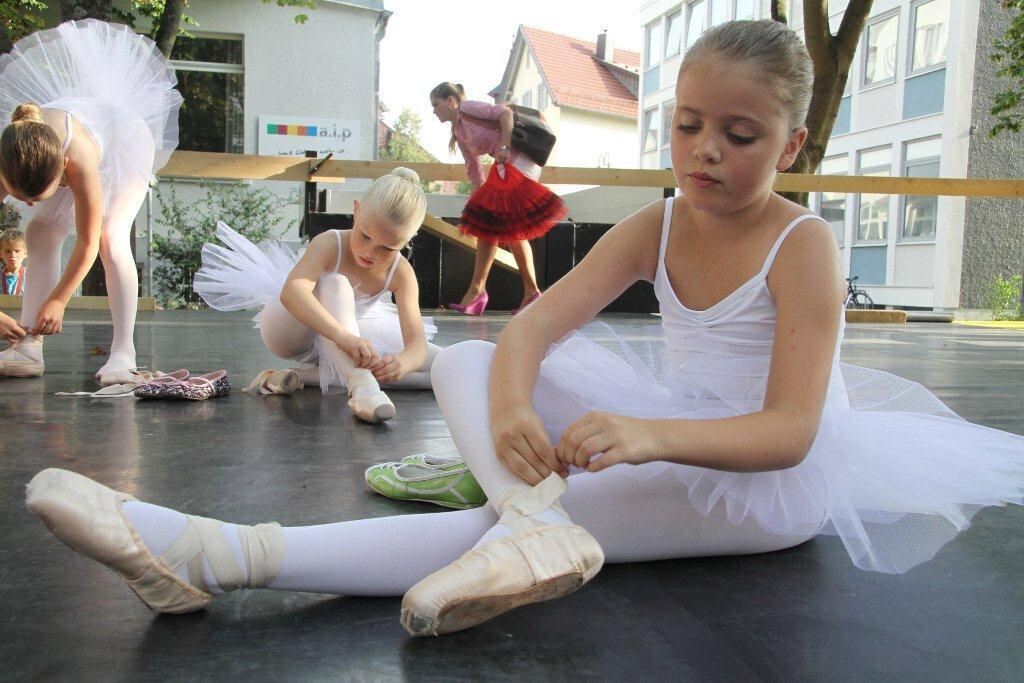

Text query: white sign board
(257, 116), (361, 158)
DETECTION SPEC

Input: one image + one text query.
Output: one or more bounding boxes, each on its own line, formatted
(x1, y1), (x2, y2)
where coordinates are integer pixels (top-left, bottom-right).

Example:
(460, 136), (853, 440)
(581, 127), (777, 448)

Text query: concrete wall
(960, 1), (1024, 308)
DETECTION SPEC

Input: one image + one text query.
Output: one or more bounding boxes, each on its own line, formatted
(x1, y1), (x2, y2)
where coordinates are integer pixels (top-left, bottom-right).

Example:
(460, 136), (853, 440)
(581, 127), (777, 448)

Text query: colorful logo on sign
(266, 123), (351, 140)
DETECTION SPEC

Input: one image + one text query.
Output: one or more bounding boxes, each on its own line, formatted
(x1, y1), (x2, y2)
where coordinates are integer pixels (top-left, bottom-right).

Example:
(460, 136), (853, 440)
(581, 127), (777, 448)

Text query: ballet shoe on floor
(243, 369), (304, 395)
(400, 473), (604, 636)
(0, 337), (44, 377)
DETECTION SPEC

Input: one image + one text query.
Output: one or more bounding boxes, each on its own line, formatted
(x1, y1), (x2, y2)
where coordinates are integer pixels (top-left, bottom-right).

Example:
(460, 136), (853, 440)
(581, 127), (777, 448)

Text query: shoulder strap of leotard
(60, 112), (73, 154)
(760, 213), (830, 276)
(657, 196), (674, 266)
(333, 230), (343, 273)
(382, 253), (402, 290)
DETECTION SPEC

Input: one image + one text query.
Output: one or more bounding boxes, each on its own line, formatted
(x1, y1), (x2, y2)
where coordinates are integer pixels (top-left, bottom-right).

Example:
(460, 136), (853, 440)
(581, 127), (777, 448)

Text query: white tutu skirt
(534, 323), (1024, 574)
(0, 19), (182, 223)
(194, 222), (437, 392)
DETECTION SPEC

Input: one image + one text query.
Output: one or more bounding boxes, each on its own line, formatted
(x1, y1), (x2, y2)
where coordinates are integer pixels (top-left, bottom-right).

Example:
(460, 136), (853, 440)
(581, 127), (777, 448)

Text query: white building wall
(637, 0), (981, 311)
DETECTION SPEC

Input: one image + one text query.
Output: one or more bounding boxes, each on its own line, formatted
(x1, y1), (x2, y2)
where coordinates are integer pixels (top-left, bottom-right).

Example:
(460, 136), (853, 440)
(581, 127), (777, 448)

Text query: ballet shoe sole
(400, 571), (587, 637)
(1, 363), (44, 377)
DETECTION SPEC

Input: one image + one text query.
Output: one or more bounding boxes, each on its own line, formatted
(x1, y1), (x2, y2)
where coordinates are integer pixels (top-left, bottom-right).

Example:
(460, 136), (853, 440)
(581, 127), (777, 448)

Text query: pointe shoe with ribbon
(0, 336), (44, 377)
(449, 291), (489, 316)
(347, 369), (396, 423)
(25, 468), (286, 614)
(400, 473), (604, 636)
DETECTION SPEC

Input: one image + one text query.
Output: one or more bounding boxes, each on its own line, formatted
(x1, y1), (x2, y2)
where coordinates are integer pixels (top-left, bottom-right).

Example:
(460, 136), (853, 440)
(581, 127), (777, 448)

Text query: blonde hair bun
(11, 103), (43, 124)
(390, 166), (421, 185)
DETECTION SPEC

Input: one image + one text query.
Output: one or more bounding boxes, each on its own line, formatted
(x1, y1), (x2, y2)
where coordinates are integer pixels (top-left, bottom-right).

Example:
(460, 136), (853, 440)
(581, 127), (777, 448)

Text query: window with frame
(734, 0), (755, 20)
(537, 84), (548, 110)
(902, 138), (941, 240)
(856, 147), (891, 242)
(521, 90), (532, 108)
(863, 13), (899, 86)
(910, 0), (948, 72)
(642, 108), (659, 153)
(646, 21), (664, 67)
(685, 0), (707, 50)
(665, 11), (682, 58)
(661, 100), (675, 149)
(710, 0), (728, 26)
(170, 34), (244, 153)
(819, 155), (848, 244)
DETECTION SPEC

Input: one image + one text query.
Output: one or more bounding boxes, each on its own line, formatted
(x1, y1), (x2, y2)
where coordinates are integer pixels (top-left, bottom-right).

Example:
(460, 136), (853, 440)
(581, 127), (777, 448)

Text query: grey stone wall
(962, 1), (1024, 308)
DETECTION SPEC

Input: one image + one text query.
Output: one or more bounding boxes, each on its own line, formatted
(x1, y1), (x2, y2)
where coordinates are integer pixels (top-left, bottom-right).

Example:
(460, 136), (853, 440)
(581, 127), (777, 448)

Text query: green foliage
(455, 180), (474, 195)
(1, 0), (47, 45)
(0, 203), (20, 230)
(151, 181), (296, 309)
(990, 0), (1024, 137)
(263, 0), (317, 24)
(985, 273), (1023, 321)
(379, 108), (439, 192)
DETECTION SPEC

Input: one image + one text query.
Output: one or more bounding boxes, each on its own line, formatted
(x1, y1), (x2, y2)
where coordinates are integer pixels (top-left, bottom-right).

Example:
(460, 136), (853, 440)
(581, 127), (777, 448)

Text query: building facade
(638, 0), (1022, 313)
(491, 26), (640, 173)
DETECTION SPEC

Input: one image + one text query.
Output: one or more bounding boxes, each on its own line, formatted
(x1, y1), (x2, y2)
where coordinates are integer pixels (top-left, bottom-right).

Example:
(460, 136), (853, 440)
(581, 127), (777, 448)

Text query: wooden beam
(157, 152), (1024, 197)
(0, 295), (157, 311)
(420, 213), (519, 272)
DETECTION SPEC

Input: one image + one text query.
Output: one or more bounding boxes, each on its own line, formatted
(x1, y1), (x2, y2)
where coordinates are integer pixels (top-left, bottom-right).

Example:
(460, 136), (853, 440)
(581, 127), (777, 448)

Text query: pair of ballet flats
(134, 370), (230, 401)
(26, 469), (602, 636)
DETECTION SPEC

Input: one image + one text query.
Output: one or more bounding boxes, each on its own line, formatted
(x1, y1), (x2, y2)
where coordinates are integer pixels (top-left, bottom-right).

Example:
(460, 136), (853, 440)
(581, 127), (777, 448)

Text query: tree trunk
(154, 0), (187, 57)
(771, 0), (874, 205)
(59, 0), (114, 21)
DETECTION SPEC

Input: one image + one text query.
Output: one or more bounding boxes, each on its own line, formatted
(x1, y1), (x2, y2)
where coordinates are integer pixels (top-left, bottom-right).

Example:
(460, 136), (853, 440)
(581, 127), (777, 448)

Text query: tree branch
(802, 0), (833, 74)
(836, 0), (875, 66)
(154, 0), (187, 58)
(770, 0), (789, 24)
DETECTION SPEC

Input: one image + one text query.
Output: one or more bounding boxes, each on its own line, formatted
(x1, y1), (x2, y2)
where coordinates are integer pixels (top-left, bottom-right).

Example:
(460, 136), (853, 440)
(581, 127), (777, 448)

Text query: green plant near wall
(0, 203), (20, 230)
(151, 181), (296, 309)
(985, 273), (1023, 321)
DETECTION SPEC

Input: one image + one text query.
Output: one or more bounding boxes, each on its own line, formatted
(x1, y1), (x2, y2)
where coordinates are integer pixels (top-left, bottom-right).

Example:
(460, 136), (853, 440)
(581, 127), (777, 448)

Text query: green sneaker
(365, 454), (487, 510)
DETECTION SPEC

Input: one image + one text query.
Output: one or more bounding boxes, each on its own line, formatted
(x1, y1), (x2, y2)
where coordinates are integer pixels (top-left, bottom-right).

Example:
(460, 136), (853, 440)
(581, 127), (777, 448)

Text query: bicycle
(844, 276), (874, 309)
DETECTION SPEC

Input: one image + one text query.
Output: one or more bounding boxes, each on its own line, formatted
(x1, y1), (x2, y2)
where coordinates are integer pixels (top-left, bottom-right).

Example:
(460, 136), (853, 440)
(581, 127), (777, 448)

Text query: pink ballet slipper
(449, 291), (489, 316)
(511, 291), (542, 315)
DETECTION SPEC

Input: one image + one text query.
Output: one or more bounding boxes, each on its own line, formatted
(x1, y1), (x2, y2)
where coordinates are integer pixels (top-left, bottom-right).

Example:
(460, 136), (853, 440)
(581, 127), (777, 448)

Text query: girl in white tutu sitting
(0, 19), (182, 384)
(25, 20), (1024, 636)
(194, 167), (439, 423)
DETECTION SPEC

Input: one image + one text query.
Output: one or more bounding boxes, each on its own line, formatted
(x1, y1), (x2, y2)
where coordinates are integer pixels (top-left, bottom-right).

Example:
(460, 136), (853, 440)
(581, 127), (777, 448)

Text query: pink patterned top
(454, 100), (511, 186)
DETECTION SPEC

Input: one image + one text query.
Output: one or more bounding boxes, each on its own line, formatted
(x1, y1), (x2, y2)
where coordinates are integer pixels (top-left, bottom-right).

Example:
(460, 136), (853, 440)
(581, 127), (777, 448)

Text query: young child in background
(194, 168), (440, 423)
(1, 229), (27, 295)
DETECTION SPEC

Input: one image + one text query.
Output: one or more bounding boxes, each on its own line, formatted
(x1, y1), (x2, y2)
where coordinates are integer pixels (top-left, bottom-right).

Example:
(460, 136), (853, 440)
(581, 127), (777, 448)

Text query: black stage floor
(2, 310), (1022, 680)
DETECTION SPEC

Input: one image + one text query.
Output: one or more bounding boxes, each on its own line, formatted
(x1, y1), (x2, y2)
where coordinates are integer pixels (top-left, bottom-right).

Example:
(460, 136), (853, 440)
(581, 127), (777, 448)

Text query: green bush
(0, 203), (20, 231)
(985, 273), (1023, 321)
(151, 181), (297, 309)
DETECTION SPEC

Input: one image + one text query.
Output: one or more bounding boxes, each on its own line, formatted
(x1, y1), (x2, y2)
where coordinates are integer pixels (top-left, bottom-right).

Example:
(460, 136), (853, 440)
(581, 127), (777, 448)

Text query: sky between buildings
(379, 0), (643, 160)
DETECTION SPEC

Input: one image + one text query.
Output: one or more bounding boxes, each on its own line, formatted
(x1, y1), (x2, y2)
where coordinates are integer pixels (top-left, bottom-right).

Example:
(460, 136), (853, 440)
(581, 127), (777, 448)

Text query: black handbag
(462, 105), (558, 167)
(508, 104), (557, 167)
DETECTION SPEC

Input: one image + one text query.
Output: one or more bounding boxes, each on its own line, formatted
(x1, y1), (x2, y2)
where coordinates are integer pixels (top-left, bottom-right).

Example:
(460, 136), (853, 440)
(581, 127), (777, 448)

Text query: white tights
(258, 273), (439, 391)
(123, 340), (823, 597)
(18, 181), (150, 379)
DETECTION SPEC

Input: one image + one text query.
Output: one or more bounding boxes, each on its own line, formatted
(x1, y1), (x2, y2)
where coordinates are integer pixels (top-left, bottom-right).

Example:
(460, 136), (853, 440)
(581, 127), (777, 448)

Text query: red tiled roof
(522, 26), (638, 118)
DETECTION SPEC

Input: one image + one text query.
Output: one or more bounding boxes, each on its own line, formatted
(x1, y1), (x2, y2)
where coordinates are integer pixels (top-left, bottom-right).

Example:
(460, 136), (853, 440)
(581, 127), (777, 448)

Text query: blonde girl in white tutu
(0, 19), (182, 384)
(24, 21), (1024, 636)
(194, 168), (440, 423)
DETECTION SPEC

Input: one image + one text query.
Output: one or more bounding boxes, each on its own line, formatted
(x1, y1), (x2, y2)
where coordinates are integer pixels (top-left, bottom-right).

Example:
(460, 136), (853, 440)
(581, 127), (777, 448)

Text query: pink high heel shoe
(449, 291), (489, 315)
(511, 291), (542, 315)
